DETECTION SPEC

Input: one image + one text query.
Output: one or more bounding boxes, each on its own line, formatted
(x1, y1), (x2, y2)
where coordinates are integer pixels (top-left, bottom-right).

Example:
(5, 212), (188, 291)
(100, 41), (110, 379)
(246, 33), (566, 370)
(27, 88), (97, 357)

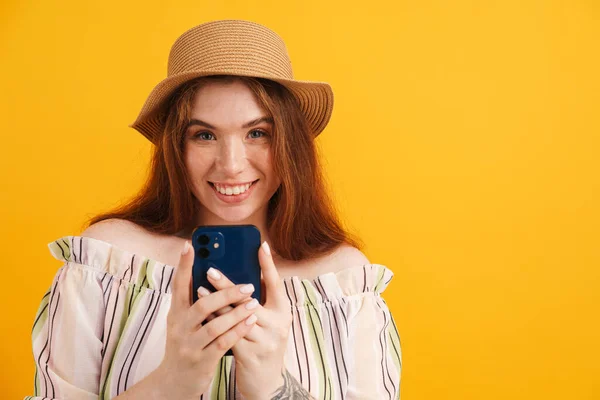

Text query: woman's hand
(156, 241), (259, 400)
(198, 241), (301, 399)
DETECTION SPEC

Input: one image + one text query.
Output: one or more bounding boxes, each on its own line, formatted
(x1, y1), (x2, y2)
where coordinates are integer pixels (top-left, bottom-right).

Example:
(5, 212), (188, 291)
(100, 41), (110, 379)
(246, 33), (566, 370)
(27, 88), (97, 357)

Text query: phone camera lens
(198, 235), (210, 245)
(199, 248), (210, 259)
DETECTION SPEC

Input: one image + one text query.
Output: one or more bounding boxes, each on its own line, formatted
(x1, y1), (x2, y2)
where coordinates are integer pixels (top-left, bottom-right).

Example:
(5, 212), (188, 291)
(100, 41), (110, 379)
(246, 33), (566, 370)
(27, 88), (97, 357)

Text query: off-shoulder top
(25, 235), (402, 399)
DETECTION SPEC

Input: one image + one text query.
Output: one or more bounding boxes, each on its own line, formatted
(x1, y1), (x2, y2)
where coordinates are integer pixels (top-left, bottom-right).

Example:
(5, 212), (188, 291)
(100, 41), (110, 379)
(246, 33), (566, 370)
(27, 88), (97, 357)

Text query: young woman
(26, 20), (402, 400)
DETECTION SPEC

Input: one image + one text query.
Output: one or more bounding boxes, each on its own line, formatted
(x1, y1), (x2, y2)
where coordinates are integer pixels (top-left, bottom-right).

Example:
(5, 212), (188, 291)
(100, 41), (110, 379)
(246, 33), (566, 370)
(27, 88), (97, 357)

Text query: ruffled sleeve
(282, 264), (402, 400)
(25, 236), (175, 400)
(25, 237), (108, 399)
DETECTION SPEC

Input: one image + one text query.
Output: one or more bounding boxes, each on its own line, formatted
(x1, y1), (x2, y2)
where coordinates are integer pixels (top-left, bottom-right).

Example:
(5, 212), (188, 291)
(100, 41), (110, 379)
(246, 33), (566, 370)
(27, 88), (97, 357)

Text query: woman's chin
(196, 193), (266, 224)
(210, 206), (258, 224)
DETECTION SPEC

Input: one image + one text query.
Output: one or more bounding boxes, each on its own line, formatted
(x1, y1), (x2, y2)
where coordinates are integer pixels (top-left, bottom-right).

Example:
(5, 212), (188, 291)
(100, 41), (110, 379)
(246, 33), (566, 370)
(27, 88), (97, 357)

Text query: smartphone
(191, 223), (262, 305)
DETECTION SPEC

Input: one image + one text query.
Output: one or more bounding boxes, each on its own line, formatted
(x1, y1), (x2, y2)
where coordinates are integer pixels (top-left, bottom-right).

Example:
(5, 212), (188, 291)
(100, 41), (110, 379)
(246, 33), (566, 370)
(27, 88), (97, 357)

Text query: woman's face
(183, 80), (281, 225)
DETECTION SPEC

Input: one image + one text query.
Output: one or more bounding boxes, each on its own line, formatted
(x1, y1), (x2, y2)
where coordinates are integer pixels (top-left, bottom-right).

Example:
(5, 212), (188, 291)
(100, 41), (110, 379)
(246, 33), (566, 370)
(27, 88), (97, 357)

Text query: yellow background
(1, 0), (599, 398)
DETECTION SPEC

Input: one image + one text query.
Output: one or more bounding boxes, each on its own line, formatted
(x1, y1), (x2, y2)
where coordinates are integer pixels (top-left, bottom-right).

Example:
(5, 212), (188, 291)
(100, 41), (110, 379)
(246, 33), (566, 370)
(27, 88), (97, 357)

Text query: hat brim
(129, 71), (333, 144)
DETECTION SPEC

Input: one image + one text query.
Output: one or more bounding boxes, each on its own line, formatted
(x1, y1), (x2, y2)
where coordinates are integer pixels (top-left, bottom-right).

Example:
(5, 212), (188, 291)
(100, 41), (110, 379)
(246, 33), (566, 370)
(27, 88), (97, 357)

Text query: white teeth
(214, 182), (253, 196)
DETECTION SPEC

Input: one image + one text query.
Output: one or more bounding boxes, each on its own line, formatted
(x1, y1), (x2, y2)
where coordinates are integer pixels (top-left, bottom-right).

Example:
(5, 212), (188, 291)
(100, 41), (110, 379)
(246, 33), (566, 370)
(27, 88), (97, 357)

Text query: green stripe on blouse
(31, 289), (51, 339)
(100, 277), (152, 399)
(211, 356), (233, 399)
(388, 315), (402, 390)
(373, 265), (387, 293)
(136, 259), (149, 288)
(49, 239), (71, 261)
(302, 281), (335, 399)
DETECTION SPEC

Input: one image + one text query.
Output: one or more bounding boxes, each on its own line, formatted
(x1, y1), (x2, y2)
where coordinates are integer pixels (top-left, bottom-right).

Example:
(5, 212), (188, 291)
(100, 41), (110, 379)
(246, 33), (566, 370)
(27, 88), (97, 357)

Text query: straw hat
(129, 20), (334, 144)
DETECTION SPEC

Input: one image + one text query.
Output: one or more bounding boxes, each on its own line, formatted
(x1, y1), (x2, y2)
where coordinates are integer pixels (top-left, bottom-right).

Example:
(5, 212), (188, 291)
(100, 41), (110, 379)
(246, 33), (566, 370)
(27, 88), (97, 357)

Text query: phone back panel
(191, 225), (262, 304)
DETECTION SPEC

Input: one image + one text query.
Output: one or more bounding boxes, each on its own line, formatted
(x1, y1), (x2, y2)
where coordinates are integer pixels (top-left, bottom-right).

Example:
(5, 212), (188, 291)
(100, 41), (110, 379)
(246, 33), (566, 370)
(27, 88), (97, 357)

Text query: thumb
(171, 241), (194, 313)
(258, 241), (283, 308)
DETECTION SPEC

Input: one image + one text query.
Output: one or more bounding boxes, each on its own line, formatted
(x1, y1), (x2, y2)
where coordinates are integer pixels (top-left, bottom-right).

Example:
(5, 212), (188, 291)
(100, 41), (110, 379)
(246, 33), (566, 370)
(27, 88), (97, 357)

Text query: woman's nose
(216, 138), (246, 175)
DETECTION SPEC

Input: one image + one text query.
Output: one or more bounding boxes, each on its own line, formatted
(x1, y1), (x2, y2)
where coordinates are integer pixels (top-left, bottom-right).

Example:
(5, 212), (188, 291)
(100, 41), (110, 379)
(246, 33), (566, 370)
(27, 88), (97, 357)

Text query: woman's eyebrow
(186, 116), (274, 130)
(242, 116), (274, 128)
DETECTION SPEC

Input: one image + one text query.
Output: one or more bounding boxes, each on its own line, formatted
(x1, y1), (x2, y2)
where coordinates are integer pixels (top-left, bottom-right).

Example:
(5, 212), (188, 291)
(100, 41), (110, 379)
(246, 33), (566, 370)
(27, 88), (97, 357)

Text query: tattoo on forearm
(270, 369), (315, 399)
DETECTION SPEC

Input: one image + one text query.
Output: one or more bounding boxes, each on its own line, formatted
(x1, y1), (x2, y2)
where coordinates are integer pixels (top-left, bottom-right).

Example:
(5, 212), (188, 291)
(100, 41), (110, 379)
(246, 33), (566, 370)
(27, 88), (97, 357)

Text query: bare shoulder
(81, 218), (146, 241)
(325, 243), (370, 272)
(276, 243), (370, 280)
(80, 218), (184, 267)
(306, 244), (371, 279)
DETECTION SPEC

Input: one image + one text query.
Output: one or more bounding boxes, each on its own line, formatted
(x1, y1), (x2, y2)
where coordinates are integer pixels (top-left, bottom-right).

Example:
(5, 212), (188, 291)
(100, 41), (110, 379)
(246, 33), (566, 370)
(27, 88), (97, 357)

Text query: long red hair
(85, 75), (362, 261)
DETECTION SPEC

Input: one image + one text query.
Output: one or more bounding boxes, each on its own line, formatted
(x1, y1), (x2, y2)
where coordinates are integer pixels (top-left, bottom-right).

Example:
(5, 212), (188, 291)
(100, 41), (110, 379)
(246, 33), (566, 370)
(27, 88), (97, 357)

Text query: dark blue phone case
(191, 225), (262, 356)
(191, 224), (262, 302)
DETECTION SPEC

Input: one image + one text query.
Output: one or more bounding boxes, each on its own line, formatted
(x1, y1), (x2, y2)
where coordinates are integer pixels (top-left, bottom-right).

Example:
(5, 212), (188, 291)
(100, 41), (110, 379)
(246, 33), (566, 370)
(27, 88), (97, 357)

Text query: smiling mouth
(209, 179), (259, 196)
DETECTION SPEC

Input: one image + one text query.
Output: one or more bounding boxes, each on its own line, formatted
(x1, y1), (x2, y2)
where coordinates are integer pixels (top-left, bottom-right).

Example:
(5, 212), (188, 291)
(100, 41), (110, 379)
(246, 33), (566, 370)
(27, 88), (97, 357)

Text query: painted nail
(245, 299), (259, 310)
(181, 241), (190, 255)
(261, 241), (271, 256)
(207, 267), (221, 280)
(197, 286), (210, 297)
(240, 284), (255, 294)
(245, 314), (258, 325)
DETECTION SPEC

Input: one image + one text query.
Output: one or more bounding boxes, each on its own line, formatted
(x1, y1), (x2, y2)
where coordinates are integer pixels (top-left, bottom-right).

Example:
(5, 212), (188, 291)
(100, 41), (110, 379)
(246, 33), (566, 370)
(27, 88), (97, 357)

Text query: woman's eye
(248, 129), (267, 139)
(195, 132), (215, 140)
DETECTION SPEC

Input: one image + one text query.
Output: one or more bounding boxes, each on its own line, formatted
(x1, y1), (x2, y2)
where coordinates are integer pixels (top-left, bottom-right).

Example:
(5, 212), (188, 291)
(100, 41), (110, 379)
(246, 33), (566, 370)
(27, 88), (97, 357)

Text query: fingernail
(240, 284), (254, 294)
(245, 314), (258, 325)
(207, 267), (221, 280)
(182, 241), (190, 255)
(261, 241), (271, 256)
(197, 286), (210, 297)
(245, 298), (259, 309)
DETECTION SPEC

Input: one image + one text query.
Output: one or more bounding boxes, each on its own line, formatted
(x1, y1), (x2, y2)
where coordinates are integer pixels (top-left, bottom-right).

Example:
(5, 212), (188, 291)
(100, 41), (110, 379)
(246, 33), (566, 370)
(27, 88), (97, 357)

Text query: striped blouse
(25, 235), (402, 399)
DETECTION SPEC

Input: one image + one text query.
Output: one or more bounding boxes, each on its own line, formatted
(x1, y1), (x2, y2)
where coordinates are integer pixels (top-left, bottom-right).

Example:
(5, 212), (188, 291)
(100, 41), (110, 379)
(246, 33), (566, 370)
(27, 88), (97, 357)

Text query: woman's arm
(26, 264), (105, 399)
(345, 293), (402, 399)
(268, 369), (315, 399)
